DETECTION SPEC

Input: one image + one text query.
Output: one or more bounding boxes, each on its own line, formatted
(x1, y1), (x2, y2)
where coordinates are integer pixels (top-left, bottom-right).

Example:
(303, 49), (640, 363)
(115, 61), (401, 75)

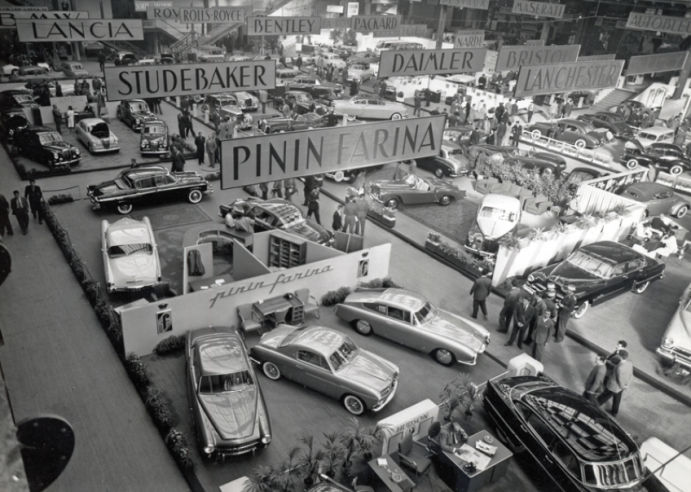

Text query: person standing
(505, 295), (535, 348)
(272, 180), (283, 198)
(496, 119), (507, 147)
(413, 91), (422, 117)
(24, 179), (43, 224)
(498, 279), (522, 333)
(177, 112), (185, 137)
(583, 355), (607, 403)
(52, 104), (63, 134)
(355, 195), (369, 236)
(564, 99), (573, 118)
(282, 101), (292, 118)
(477, 101), (487, 131)
(343, 196), (358, 234)
(0, 193), (13, 236)
(470, 269), (492, 320)
(295, 55), (303, 71)
(194, 132), (206, 165)
(171, 147), (185, 173)
(284, 178), (297, 203)
(306, 187), (321, 224)
(66, 106), (75, 133)
(332, 204), (344, 231)
(531, 310), (554, 362)
(511, 120), (523, 147)
(353, 170), (366, 194)
(10, 190), (29, 235)
(555, 284), (577, 342)
(96, 89), (106, 118)
(494, 102), (505, 123)
(259, 182), (268, 200)
(526, 101), (534, 123)
(303, 175), (319, 206)
(597, 351), (633, 417)
(549, 99), (559, 120)
(205, 132), (218, 168)
(641, 111), (651, 129)
(350, 78), (358, 97)
(98, 51), (106, 73)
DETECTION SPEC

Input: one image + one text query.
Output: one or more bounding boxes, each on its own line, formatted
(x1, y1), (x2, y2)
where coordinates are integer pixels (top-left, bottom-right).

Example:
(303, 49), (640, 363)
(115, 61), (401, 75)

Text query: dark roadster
(369, 173), (465, 209)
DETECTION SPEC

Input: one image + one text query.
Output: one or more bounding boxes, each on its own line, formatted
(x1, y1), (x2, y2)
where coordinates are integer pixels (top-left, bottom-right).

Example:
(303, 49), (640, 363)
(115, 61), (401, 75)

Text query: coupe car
(0, 109), (28, 141)
(576, 112), (635, 139)
(76, 118), (120, 154)
(13, 126), (81, 169)
(335, 287), (490, 366)
(0, 89), (37, 111)
(369, 173), (465, 209)
(417, 142), (471, 178)
(443, 126), (487, 148)
(466, 194), (522, 258)
(484, 374), (665, 492)
(618, 182), (690, 218)
(620, 141), (691, 175)
(523, 241), (665, 318)
(657, 282), (691, 371)
(286, 75), (344, 97)
(57, 61), (88, 78)
(87, 166), (213, 215)
(527, 119), (611, 148)
(101, 216), (161, 293)
(333, 95), (408, 121)
(218, 197), (334, 246)
(12, 65), (50, 78)
(116, 99), (156, 132)
(275, 68), (302, 85)
(186, 327), (272, 458)
(140, 120), (169, 155)
(467, 144), (566, 168)
(250, 325), (399, 415)
(257, 113), (329, 134)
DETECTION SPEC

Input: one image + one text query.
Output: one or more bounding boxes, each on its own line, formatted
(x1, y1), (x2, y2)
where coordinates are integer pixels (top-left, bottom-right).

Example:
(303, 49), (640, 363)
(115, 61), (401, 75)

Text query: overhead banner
(514, 59), (624, 97)
(578, 54), (616, 61)
(495, 44), (580, 72)
(511, 0), (565, 19)
(135, 1), (172, 12)
(104, 61), (276, 101)
(378, 48), (487, 77)
(0, 10), (89, 29)
(320, 15), (400, 33)
(626, 51), (688, 76)
(455, 30), (485, 48)
(146, 6), (245, 23)
(247, 16), (321, 35)
(347, 2), (360, 16)
(626, 12), (691, 36)
(439, 0), (490, 9)
(16, 19), (143, 42)
(374, 24), (427, 37)
(525, 39), (546, 46)
(220, 116), (446, 189)
(0, 6), (47, 11)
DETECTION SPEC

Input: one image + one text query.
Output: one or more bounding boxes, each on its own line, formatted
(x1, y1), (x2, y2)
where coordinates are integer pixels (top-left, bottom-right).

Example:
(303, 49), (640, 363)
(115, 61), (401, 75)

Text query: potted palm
(243, 465), (275, 492)
(320, 431), (345, 479)
(297, 435), (326, 486)
(439, 373), (484, 421)
(340, 418), (381, 475)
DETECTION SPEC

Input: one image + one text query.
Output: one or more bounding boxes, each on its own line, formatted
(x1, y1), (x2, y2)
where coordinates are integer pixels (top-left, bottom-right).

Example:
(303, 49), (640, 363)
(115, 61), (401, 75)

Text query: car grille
(381, 382), (394, 400)
(216, 439), (260, 456)
(593, 457), (641, 487)
(672, 346), (691, 359)
(243, 98), (252, 107)
(101, 139), (111, 149)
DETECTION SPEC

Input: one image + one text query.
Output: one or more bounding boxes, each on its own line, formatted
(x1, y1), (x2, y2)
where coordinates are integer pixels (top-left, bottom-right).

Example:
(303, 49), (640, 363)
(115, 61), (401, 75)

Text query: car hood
(198, 388), (257, 440)
(427, 310), (489, 351)
(90, 180), (119, 196)
(111, 254), (157, 284)
(476, 216), (518, 240)
(373, 177), (458, 192)
(44, 141), (74, 152)
(285, 220), (331, 244)
(536, 262), (603, 292)
(664, 298), (691, 352)
(142, 133), (166, 142)
(338, 352), (396, 391)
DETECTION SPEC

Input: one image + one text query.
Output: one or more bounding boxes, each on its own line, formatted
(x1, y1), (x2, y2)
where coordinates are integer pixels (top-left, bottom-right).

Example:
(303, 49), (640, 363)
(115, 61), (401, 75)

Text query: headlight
(8, 129), (13, 135)
(203, 444), (215, 455)
(528, 274), (535, 282)
(261, 435), (271, 445)
(75, 149), (80, 155)
(113, 137), (118, 144)
(142, 140), (149, 148)
(662, 337), (674, 349)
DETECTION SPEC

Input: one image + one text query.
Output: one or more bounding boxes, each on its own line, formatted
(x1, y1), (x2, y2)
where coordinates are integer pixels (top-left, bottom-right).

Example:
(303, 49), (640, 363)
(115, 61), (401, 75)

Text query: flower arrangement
(427, 230), (441, 243)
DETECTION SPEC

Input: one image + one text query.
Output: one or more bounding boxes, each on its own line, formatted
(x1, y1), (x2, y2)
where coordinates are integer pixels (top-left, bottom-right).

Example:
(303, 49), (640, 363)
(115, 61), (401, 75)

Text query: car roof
(649, 142), (682, 151)
(252, 199), (302, 219)
(579, 241), (642, 263)
(623, 181), (671, 196)
(123, 166), (168, 178)
(292, 326), (345, 357)
(639, 126), (674, 136)
(106, 217), (151, 245)
(1, 89), (31, 95)
(79, 118), (107, 126)
(124, 99), (147, 104)
(28, 126), (58, 133)
(482, 193), (521, 210)
(350, 287), (427, 311)
(195, 332), (247, 375)
(143, 119), (166, 126)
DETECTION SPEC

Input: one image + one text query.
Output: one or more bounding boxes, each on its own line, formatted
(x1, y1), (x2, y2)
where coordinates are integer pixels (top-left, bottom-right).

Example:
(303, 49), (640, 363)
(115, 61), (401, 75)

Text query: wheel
(117, 203), (133, 215)
(439, 195), (452, 206)
(633, 281), (650, 294)
(670, 165), (684, 176)
(188, 189), (203, 204)
(675, 205), (688, 219)
(573, 301), (589, 319)
(342, 395), (365, 415)
(334, 170), (345, 182)
(385, 197), (400, 209)
(531, 129), (541, 140)
(434, 167), (445, 178)
(433, 348), (455, 366)
(575, 139), (587, 149)
(352, 319), (372, 336)
(262, 362), (281, 380)
(390, 112), (402, 120)
(626, 159), (639, 170)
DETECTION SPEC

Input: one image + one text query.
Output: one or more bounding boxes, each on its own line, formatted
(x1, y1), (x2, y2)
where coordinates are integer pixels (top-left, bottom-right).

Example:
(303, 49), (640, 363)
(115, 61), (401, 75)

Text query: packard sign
(247, 16), (321, 35)
(0, 10), (88, 29)
(321, 15), (400, 33)
(147, 6), (245, 24)
(455, 30), (485, 48)
(104, 61), (276, 101)
(220, 116), (446, 189)
(495, 44), (580, 72)
(626, 12), (691, 36)
(515, 60), (624, 97)
(16, 19), (143, 42)
(439, 0), (490, 9)
(627, 51), (688, 76)
(378, 48), (487, 77)
(511, 0), (565, 19)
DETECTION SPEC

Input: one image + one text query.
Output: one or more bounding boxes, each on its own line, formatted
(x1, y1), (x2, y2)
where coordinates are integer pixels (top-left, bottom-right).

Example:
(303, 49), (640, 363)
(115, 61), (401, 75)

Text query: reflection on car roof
(292, 326), (344, 357)
(373, 288), (427, 312)
(106, 218), (151, 246)
(198, 336), (246, 375)
(579, 241), (641, 264)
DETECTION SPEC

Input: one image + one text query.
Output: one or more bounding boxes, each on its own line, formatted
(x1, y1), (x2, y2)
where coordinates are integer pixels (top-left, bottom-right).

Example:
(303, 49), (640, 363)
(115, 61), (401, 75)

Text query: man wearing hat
(532, 310), (554, 362)
(498, 278), (523, 333)
(526, 290), (557, 344)
(556, 285), (577, 342)
(470, 268), (493, 320)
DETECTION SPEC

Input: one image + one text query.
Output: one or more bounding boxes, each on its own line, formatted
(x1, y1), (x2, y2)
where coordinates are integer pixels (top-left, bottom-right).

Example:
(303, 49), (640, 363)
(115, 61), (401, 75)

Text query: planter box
(425, 240), (483, 279)
(368, 210), (395, 228)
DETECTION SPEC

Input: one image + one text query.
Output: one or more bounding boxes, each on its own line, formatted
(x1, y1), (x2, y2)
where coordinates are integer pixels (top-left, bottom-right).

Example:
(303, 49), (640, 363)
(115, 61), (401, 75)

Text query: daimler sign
(378, 48), (487, 77)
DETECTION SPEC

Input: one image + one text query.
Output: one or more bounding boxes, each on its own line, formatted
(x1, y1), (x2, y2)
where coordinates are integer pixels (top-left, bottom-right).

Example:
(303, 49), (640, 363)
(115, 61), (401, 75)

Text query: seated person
(634, 221), (653, 241)
(650, 216), (673, 236)
(83, 102), (94, 114)
(235, 216), (255, 233)
(655, 232), (679, 258)
(436, 421), (469, 454)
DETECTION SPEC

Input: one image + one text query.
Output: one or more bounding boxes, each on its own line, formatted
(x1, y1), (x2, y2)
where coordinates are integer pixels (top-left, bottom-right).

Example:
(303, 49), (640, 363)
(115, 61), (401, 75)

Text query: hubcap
(356, 320), (371, 334)
(436, 349), (452, 365)
(345, 396), (363, 414)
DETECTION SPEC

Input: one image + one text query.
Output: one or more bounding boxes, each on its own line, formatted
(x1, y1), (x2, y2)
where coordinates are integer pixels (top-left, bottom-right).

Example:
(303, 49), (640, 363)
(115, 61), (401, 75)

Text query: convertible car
(620, 141), (691, 175)
(335, 287), (490, 366)
(523, 241), (665, 318)
(333, 94), (408, 120)
(466, 194), (522, 258)
(250, 325), (399, 415)
(186, 327), (271, 458)
(13, 126), (81, 169)
(116, 99), (156, 132)
(577, 112), (635, 139)
(527, 119), (611, 148)
(101, 216), (161, 293)
(140, 120), (169, 155)
(369, 173), (465, 209)
(76, 118), (120, 154)
(657, 282), (691, 371)
(618, 182), (690, 218)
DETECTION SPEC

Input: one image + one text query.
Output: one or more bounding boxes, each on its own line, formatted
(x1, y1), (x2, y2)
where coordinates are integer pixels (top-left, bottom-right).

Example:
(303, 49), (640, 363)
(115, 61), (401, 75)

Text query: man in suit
(531, 311), (554, 362)
(437, 422), (468, 453)
(24, 179), (43, 224)
(555, 284), (577, 342)
(498, 279), (523, 333)
(583, 355), (607, 403)
(355, 195), (369, 236)
(0, 193), (13, 236)
(470, 269), (492, 320)
(332, 204), (344, 232)
(597, 350), (633, 417)
(343, 197), (358, 234)
(194, 132), (205, 165)
(11, 190), (29, 235)
(505, 295), (535, 348)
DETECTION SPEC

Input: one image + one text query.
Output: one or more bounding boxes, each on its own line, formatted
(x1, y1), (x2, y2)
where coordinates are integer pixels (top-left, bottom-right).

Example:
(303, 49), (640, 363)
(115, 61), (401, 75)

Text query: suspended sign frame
(247, 16), (321, 35)
(378, 48), (487, 77)
(16, 19), (144, 42)
(514, 60), (624, 97)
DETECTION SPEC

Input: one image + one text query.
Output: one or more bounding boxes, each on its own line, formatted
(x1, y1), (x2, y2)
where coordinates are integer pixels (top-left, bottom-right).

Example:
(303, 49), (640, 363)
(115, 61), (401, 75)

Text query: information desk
(252, 293), (304, 327)
(367, 454), (415, 492)
(188, 274), (234, 292)
(440, 430), (512, 492)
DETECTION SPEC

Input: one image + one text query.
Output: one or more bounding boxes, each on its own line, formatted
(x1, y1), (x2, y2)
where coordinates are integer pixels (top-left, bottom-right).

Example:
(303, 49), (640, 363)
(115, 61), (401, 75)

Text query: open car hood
(199, 387), (257, 440)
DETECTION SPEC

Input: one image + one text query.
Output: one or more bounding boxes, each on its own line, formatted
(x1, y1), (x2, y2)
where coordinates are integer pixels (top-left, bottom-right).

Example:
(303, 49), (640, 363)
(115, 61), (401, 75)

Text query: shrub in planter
(125, 353), (150, 390)
(48, 193), (74, 205)
(427, 230), (441, 243)
(145, 385), (173, 433)
(321, 286), (352, 306)
(154, 334), (186, 356)
(359, 277), (400, 289)
(165, 429), (194, 470)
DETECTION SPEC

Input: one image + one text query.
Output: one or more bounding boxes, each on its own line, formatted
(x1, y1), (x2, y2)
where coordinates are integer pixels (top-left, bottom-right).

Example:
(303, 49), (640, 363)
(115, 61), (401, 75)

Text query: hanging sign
(16, 19), (144, 42)
(320, 15), (400, 33)
(578, 54), (616, 61)
(626, 12), (691, 36)
(626, 51), (688, 76)
(0, 6), (47, 11)
(220, 116), (446, 189)
(146, 6), (245, 23)
(439, 0), (490, 9)
(525, 39), (546, 46)
(347, 2), (360, 16)
(0, 10), (89, 29)
(511, 0), (565, 19)
(247, 17), (321, 35)
(326, 5), (344, 13)
(514, 59), (624, 97)
(495, 44), (580, 72)
(378, 48), (487, 77)
(455, 30), (485, 48)
(134, 1), (172, 12)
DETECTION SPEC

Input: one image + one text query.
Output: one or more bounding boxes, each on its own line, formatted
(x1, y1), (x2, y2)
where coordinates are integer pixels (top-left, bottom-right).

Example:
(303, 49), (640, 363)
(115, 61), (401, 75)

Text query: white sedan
(76, 118), (120, 154)
(333, 94), (408, 120)
(233, 91), (259, 111)
(347, 63), (375, 83)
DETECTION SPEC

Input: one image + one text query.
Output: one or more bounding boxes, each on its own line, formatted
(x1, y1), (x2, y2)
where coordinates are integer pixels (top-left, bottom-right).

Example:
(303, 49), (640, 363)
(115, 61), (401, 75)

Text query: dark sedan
(577, 112), (635, 139)
(0, 89), (38, 111)
(13, 126), (81, 169)
(618, 182), (690, 218)
(257, 113), (329, 134)
(523, 241), (665, 318)
(286, 75), (344, 97)
(275, 91), (327, 115)
(116, 99), (156, 132)
(504, 155), (566, 177)
(0, 109), (28, 141)
(527, 119), (611, 148)
(620, 141), (691, 176)
(369, 173), (465, 209)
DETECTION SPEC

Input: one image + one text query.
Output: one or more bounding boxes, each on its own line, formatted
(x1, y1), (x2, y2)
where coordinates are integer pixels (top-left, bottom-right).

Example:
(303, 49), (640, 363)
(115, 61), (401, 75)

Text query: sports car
(333, 94), (408, 120)
(416, 142), (471, 178)
(443, 126), (487, 148)
(466, 194), (522, 258)
(0, 109), (28, 141)
(523, 241), (665, 319)
(76, 118), (120, 154)
(101, 216), (161, 293)
(657, 282), (691, 371)
(140, 120), (169, 155)
(186, 327), (271, 458)
(369, 173), (465, 209)
(334, 287), (490, 366)
(116, 99), (156, 132)
(577, 112), (635, 139)
(527, 119), (611, 148)
(257, 113), (328, 134)
(13, 126), (81, 169)
(618, 182), (690, 218)
(620, 141), (691, 175)
(275, 91), (327, 116)
(87, 166), (213, 215)
(250, 325), (399, 415)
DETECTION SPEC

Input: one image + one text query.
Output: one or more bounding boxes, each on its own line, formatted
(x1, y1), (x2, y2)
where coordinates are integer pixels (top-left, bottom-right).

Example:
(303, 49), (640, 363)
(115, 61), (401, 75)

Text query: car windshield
(329, 338), (358, 371)
(14, 95), (33, 103)
(38, 132), (62, 144)
(144, 125), (165, 134)
(130, 103), (148, 113)
(638, 131), (662, 140)
(414, 301), (436, 325)
(108, 243), (152, 258)
(479, 206), (517, 222)
(565, 250), (615, 278)
(114, 177), (132, 189)
(445, 147), (463, 156)
(219, 99), (237, 107)
(71, 64), (83, 70)
(199, 371), (253, 394)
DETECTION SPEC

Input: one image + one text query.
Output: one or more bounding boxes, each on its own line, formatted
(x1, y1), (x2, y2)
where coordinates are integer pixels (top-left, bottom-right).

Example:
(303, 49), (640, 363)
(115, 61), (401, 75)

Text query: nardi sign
(17, 19), (143, 42)
(147, 6), (245, 24)
(379, 48), (487, 77)
(627, 51), (688, 76)
(0, 10), (88, 29)
(220, 116), (446, 189)
(511, 0), (565, 19)
(439, 0), (490, 9)
(247, 16), (321, 35)
(626, 12), (691, 36)
(104, 61), (275, 101)
(455, 30), (485, 48)
(495, 44), (580, 72)
(515, 60), (624, 97)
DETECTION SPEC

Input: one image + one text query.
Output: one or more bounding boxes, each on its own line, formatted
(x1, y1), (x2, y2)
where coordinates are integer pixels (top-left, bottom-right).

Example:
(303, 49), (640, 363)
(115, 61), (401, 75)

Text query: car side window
(135, 177), (156, 189)
(155, 175), (174, 186)
(527, 412), (557, 448)
(363, 302), (387, 314)
(297, 350), (330, 370)
(515, 401), (532, 420)
(611, 264), (627, 276)
(387, 307), (410, 323)
(551, 440), (581, 476)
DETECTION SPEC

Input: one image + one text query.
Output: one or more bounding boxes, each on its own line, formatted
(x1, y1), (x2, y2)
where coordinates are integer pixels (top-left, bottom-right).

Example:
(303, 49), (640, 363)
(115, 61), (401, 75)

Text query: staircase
(588, 89), (636, 113)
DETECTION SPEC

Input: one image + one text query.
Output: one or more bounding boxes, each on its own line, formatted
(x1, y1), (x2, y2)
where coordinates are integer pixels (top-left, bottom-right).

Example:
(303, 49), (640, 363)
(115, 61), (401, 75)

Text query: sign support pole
(673, 45), (691, 100)
(435, 5), (447, 49)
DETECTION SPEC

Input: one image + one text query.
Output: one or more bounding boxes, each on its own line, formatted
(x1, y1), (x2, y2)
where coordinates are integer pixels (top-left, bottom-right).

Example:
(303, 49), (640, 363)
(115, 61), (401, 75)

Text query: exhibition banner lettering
(455, 30), (485, 48)
(373, 24), (427, 38)
(321, 17), (351, 29)
(16, 19), (144, 42)
(495, 44), (580, 72)
(220, 116), (446, 189)
(439, 0), (490, 10)
(247, 16), (321, 35)
(514, 60), (624, 97)
(135, 1), (172, 12)
(0, 10), (89, 29)
(626, 51), (688, 76)
(626, 12), (691, 36)
(320, 15), (400, 33)
(0, 6), (47, 11)
(378, 48), (487, 77)
(104, 61), (276, 101)
(511, 0), (565, 19)
(146, 6), (245, 24)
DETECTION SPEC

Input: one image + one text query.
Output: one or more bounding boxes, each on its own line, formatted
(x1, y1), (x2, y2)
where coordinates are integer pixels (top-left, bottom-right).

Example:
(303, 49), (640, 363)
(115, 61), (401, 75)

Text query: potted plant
(320, 431), (345, 479)
(439, 373), (484, 421)
(340, 418), (381, 475)
(297, 435), (326, 486)
(243, 465), (276, 492)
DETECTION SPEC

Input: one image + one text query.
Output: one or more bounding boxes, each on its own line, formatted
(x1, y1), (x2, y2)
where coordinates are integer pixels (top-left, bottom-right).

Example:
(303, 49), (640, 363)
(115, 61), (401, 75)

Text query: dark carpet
(131, 204), (212, 231)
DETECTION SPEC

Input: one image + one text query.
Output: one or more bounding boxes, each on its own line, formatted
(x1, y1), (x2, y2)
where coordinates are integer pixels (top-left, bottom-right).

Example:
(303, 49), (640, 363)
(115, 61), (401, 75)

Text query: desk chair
(397, 431), (433, 477)
(295, 288), (320, 319)
(237, 304), (263, 338)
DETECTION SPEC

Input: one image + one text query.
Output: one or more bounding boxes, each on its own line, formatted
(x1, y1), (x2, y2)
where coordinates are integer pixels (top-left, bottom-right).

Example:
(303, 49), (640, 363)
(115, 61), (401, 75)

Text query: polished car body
(483, 374), (664, 492)
(13, 126), (81, 169)
(276, 91), (326, 115)
(140, 120), (169, 155)
(76, 118), (120, 154)
(348, 51), (380, 64)
(619, 182), (690, 218)
(631, 126), (675, 148)
(101, 216), (161, 293)
(563, 167), (608, 191)
(523, 241), (665, 318)
(347, 62), (375, 83)
(286, 75), (344, 97)
(250, 325), (399, 415)
(186, 327), (271, 458)
(0, 89), (37, 111)
(57, 61), (88, 77)
(620, 141), (691, 175)
(417, 142), (471, 178)
(232, 91), (259, 111)
(577, 112), (635, 139)
(15, 65), (50, 77)
(370, 173), (465, 209)
(466, 194), (522, 257)
(657, 282), (691, 371)
(335, 287), (490, 366)
(116, 99), (156, 132)
(333, 94), (408, 120)
(527, 118), (611, 148)
(257, 113), (328, 134)
(324, 163), (384, 183)
(275, 68), (302, 85)
(87, 166), (213, 215)
(0, 109), (28, 141)
(467, 144), (566, 168)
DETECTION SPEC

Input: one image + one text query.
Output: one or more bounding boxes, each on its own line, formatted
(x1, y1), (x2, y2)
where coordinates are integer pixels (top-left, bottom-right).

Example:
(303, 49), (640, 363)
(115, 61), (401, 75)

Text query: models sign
(147, 6), (245, 23)
(514, 60), (624, 97)
(626, 12), (691, 36)
(220, 116), (446, 189)
(104, 61), (276, 101)
(0, 10), (88, 29)
(16, 19), (143, 42)
(512, 0), (565, 19)
(495, 44), (580, 72)
(247, 16), (321, 35)
(439, 0), (490, 9)
(378, 48), (487, 77)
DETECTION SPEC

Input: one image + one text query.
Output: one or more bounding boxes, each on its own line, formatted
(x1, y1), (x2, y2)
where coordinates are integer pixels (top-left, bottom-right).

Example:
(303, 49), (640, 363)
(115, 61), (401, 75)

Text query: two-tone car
(657, 281), (691, 371)
(523, 241), (666, 318)
(466, 194), (522, 258)
(13, 126), (81, 169)
(618, 182), (690, 218)
(101, 216), (161, 293)
(628, 126), (675, 149)
(369, 172), (465, 209)
(0, 109), (28, 141)
(620, 141), (691, 175)
(275, 91), (327, 115)
(76, 118), (120, 154)
(528, 118), (612, 148)
(577, 112), (635, 139)
(87, 166), (213, 215)
(116, 99), (156, 132)
(250, 325), (399, 415)
(333, 94), (408, 121)
(186, 327), (272, 458)
(257, 113), (328, 134)
(140, 120), (169, 155)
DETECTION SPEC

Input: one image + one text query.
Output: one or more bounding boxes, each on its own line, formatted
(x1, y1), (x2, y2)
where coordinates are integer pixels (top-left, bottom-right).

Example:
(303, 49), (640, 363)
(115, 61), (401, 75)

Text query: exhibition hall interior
(2, 0), (691, 491)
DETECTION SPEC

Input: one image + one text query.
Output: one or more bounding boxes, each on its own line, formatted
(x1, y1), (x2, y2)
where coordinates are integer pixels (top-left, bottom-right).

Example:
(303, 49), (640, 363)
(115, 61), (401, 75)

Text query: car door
(561, 123), (580, 144)
(294, 350), (339, 398)
(155, 174), (178, 199)
(647, 190), (671, 216)
(381, 304), (420, 347)
(133, 176), (158, 203)
(368, 99), (387, 119)
(521, 407), (567, 483)
(597, 262), (635, 302)
(347, 98), (367, 117)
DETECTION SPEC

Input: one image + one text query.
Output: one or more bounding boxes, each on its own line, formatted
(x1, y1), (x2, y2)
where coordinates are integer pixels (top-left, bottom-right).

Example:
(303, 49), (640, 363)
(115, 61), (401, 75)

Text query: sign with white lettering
(220, 116), (446, 189)
(525, 39), (546, 46)
(439, 0), (490, 9)
(103, 61), (276, 101)
(0, 10), (88, 29)
(348, 2), (360, 16)
(578, 54), (616, 61)
(626, 51), (688, 76)
(247, 16), (321, 35)
(378, 48), (487, 77)
(135, 1), (172, 12)
(512, 0), (565, 19)
(626, 12), (691, 36)
(514, 60), (624, 97)
(326, 5), (344, 13)
(455, 30), (485, 48)
(146, 6), (245, 24)
(495, 44), (580, 72)
(16, 19), (143, 42)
